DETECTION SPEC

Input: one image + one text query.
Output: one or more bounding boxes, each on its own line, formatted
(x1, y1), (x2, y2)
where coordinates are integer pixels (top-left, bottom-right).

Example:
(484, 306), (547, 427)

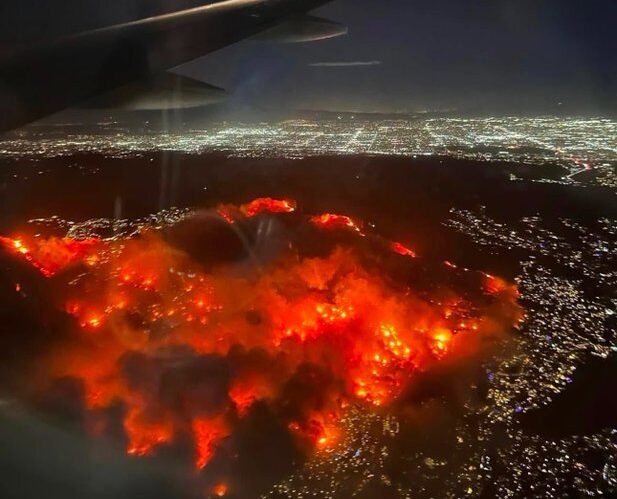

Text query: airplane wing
(0, 0), (344, 132)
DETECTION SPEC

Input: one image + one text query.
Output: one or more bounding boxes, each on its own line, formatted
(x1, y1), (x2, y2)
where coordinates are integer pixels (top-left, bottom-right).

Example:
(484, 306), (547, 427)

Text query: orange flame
(310, 213), (363, 234)
(1, 235), (99, 277)
(241, 197), (296, 217)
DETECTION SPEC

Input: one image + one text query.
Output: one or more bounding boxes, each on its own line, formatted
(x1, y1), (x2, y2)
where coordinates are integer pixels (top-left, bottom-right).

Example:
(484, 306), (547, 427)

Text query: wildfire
(0, 235), (99, 277)
(241, 197), (296, 217)
(1, 197), (521, 475)
(310, 213), (363, 234)
(216, 197), (295, 224)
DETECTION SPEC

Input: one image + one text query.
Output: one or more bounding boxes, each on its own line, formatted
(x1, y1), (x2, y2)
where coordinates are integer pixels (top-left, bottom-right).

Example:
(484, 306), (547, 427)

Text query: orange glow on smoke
(193, 417), (230, 470)
(483, 273), (511, 295)
(125, 408), (174, 457)
(1, 198), (521, 472)
(431, 327), (453, 355)
(315, 423), (339, 450)
(229, 380), (273, 416)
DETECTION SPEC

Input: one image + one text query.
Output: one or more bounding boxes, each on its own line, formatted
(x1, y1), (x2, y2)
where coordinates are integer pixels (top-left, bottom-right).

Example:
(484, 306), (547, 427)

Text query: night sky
(178, 0), (617, 115)
(2, 0), (616, 116)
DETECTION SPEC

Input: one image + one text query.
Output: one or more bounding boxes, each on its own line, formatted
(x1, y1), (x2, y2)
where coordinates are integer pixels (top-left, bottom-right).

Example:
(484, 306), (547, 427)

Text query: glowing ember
(212, 483), (228, 497)
(81, 313), (104, 330)
(229, 381), (272, 416)
(1, 198), (521, 473)
(217, 208), (236, 224)
(432, 327), (453, 355)
(391, 241), (417, 258)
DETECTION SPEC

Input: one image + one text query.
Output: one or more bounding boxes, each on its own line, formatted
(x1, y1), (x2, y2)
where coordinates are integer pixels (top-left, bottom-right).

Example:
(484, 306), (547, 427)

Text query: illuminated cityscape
(1, 116), (616, 186)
